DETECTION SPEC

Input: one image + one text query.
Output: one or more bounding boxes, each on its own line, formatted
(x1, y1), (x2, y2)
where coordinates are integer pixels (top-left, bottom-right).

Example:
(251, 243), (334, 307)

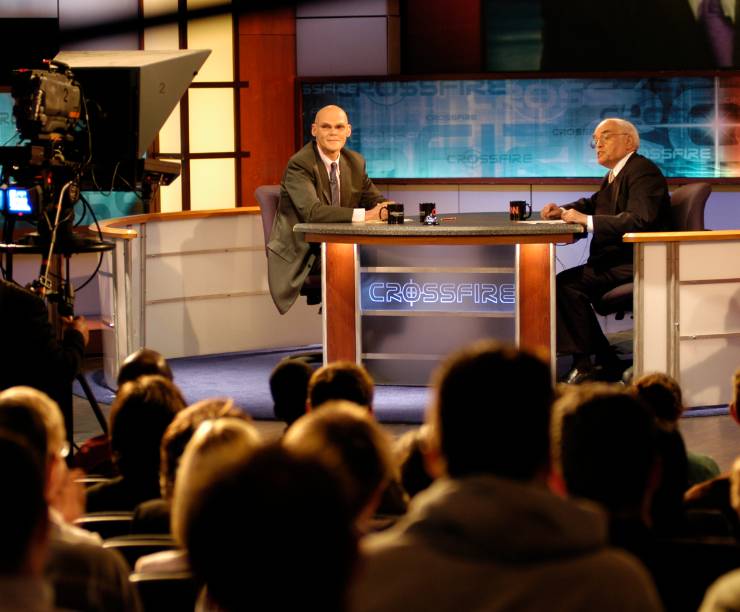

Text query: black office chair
(593, 182), (711, 318)
(255, 185), (321, 306)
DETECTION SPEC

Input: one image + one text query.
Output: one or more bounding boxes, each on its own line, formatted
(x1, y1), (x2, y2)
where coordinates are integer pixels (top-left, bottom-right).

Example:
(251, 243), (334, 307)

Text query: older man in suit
(267, 105), (390, 314)
(542, 118), (672, 384)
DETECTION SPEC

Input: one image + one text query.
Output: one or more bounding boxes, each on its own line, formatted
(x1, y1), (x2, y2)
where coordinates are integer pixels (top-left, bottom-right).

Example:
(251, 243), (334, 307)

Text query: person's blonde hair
(283, 401), (394, 520)
(0, 386), (65, 458)
(159, 398), (248, 499)
(171, 417), (261, 546)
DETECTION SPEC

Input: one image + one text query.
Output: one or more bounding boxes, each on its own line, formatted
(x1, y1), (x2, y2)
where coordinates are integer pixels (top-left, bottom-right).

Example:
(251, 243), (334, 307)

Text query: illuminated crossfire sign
(361, 272), (516, 313)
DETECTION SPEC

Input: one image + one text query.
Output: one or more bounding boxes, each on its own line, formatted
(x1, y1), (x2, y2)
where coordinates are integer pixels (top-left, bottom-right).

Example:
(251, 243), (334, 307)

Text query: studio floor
(71, 354), (740, 473)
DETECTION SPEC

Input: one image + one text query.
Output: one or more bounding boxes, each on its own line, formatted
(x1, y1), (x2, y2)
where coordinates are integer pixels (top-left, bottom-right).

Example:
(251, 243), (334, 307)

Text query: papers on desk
(516, 220), (567, 224)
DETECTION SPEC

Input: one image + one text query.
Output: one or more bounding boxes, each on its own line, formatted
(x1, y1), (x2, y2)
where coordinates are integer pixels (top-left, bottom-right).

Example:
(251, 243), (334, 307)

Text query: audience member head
(159, 398), (250, 500)
(730, 455), (740, 518)
(0, 388), (48, 467)
(552, 384), (658, 520)
(393, 425), (434, 498)
(110, 375), (185, 483)
(283, 400), (394, 528)
(269, 358), (313, 426)
(171, 416), (261, 547)
(185, 443), (356, 612)
(730, 367), (740, 425)
(428, 340), (553, 481)
(0, 433), (48, 576)
(307, 361), (374, 411)
(629, 376), (689, 531)
(633, 372), (684, 431)
(117, 348), (173, 387)
(0, 386), (71, 506)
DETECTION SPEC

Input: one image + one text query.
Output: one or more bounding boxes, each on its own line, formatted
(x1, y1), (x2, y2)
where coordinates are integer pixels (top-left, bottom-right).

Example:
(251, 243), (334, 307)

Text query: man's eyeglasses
(590, 132), (629, 149)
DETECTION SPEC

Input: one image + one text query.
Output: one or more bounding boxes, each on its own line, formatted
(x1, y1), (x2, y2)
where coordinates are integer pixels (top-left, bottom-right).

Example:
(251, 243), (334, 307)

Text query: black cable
(75, 250), (104, 293)
(79, 193), (104, 240)
(73, 193), (104, 293)
(118, 172), (144, 199)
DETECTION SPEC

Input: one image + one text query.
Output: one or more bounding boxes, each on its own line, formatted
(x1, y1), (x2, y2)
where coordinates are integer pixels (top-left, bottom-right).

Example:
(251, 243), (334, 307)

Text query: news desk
(625, 229), (740, 408)
(295, 212), (583, 384)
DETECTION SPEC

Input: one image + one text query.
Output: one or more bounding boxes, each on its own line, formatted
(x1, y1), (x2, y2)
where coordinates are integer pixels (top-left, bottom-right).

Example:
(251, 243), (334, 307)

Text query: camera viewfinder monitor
(5, 186), (36, 216)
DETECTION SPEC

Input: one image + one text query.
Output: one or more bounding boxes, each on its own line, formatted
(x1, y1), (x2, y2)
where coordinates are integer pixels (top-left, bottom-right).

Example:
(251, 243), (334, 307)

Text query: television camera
(0, 49), (209, 314)
(0, 59), (104, 312)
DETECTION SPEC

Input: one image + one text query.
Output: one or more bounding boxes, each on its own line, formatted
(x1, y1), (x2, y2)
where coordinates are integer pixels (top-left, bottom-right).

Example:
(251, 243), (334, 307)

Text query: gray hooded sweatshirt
(351, 475), (662, 612)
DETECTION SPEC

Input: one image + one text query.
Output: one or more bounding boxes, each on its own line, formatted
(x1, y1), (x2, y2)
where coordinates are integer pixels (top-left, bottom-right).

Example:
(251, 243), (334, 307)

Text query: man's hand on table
(364, 201), (394, 222)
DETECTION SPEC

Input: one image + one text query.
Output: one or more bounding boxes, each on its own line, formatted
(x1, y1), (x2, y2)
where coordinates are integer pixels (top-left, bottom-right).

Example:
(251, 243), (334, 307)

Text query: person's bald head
(311, 105), (351, 160)
(313, 105), (348, 125)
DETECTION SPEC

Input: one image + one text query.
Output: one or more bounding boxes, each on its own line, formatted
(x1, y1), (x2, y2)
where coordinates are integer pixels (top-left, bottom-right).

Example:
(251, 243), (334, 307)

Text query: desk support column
(322, 242), (359, 363)
(517, 243), (555, 366)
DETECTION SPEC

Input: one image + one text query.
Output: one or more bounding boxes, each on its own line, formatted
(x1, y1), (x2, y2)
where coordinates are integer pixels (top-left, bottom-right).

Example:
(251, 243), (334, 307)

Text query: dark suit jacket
(0, 280), (85, 412)
(267, 142), (384, 314)
(564, 153), (672, 268)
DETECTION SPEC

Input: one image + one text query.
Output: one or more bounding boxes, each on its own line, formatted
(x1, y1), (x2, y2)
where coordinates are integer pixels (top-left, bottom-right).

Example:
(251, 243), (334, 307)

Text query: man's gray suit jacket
(267, 142), (384, 314)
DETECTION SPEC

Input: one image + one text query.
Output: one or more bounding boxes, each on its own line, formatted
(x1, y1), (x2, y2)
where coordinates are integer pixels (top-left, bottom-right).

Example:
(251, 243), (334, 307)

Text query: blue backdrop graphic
(301, 77), (736, 179)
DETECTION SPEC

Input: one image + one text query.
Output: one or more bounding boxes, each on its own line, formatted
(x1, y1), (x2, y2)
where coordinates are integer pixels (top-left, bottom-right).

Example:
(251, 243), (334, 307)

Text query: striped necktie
(330, 162), (340, 206)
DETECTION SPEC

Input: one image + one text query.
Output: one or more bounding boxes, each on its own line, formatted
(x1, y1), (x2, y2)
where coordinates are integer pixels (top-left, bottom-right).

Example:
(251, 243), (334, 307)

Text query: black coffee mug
(419, 202), (438, 225)
(380, 203), (405, 224)
(509, 200), (532, 221)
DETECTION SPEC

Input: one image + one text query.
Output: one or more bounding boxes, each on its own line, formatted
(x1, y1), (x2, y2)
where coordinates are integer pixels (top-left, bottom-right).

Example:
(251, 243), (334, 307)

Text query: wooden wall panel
(238, 8), (296, 206)
(238, 8), (295, 36)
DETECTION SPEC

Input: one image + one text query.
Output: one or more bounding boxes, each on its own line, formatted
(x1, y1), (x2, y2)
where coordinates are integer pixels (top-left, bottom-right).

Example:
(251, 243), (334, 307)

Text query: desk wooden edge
(303, 233), (578, 246)
(624, 230), (740, 243)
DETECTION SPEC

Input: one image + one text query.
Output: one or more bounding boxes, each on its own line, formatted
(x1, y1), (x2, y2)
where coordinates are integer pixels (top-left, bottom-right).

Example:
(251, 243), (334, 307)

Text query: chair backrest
(130, 571), (199, 612)
(104, 534), (179, 570)
(670, 182), (710, 231)
(255, 185), (281, 256)
(74, 511), (134, 539)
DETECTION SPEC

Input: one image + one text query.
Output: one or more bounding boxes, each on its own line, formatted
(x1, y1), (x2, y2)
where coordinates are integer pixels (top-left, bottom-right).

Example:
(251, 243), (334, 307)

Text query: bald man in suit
(267, 105), (390, 314)
(542, 118), (672, 384)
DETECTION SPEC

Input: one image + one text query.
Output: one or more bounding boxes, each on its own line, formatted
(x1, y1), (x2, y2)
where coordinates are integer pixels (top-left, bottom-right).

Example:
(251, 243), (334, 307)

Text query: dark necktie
(699, 0), (734, 67)
(330, 162), (340, 207)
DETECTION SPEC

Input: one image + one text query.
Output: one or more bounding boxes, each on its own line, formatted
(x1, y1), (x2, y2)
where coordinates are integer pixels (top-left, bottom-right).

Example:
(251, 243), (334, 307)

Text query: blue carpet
(74, 346), (428, 424)
(683, 405), (729, 418)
